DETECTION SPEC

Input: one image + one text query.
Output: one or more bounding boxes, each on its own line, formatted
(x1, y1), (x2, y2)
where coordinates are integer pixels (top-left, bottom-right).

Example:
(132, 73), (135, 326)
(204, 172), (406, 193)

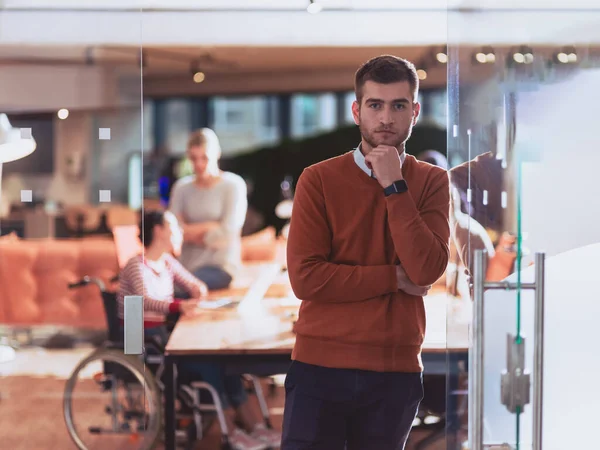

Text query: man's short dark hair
(354, 55), (419, 104)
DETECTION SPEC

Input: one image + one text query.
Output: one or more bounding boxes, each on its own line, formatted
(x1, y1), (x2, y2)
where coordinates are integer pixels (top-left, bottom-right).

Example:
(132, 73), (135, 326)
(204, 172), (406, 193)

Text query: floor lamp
(0, 113), (36, 363)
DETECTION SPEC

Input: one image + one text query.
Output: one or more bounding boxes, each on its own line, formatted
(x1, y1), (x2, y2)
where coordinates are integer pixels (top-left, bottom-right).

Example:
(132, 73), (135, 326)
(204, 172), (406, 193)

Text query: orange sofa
(0, 227), (281, 329)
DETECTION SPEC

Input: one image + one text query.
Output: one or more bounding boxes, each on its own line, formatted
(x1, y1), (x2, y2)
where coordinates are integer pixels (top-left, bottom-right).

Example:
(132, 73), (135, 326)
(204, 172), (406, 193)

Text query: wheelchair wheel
(63, 348), (162, 450)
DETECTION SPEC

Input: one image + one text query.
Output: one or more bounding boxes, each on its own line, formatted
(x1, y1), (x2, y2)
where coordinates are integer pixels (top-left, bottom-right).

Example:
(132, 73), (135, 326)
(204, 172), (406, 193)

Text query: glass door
(447, 6), (600, 450)
(0, 4), (152, 449)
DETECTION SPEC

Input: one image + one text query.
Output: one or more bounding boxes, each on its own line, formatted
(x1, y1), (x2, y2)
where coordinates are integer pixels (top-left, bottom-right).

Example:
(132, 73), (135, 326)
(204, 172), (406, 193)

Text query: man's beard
(359, 122), (412, 151)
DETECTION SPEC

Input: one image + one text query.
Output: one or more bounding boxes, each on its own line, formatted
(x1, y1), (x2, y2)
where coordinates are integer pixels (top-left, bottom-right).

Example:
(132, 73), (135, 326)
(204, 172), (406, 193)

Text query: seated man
(117, 209), (280, 450)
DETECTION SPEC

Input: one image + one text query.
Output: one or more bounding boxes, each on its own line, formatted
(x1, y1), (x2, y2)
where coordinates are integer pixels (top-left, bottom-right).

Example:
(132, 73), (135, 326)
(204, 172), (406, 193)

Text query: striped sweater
(117, 253), (201, 328)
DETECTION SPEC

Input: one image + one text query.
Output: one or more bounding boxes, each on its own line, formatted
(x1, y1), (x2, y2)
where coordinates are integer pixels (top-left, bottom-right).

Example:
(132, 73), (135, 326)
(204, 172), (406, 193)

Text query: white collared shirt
(353, 143), (406, 179)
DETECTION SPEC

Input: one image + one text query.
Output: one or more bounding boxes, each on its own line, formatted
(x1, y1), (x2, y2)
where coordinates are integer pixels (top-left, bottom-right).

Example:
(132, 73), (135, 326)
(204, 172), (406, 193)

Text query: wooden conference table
(163, 263), (470, 449)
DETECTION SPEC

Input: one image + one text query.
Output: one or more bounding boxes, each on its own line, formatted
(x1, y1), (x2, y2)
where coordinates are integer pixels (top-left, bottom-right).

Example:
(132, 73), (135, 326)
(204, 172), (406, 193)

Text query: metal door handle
(469, 250), (545, 449)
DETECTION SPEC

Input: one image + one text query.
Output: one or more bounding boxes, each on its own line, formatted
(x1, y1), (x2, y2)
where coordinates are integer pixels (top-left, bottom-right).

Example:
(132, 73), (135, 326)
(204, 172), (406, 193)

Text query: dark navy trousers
(281, 360), (423, 450)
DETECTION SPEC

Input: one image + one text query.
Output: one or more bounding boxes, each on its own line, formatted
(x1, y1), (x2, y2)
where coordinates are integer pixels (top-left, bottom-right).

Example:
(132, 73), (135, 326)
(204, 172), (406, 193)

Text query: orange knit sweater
(287, 151), (450, 372)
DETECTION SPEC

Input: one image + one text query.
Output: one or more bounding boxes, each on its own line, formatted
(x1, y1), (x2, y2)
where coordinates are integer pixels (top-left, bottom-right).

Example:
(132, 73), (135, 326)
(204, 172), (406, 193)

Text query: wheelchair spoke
(63, 348), (161, 450)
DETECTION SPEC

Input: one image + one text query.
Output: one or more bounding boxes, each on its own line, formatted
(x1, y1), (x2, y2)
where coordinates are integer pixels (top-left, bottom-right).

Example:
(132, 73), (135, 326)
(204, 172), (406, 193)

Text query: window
(165, 99), (192, 154)
(343, 91), (356, 125)
(143, 100), (154, 151)
(425, 89), (448, 129)
(211, 96), (280, 155)
(291, 93), (337, 138)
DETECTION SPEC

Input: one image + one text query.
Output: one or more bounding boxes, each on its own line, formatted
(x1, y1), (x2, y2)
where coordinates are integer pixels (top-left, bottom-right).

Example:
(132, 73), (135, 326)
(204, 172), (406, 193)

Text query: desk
(163, 264), (470, 449)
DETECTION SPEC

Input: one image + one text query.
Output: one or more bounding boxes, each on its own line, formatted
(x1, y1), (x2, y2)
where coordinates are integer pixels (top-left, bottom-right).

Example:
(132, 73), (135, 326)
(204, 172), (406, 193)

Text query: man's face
(352, 80), (420, 151)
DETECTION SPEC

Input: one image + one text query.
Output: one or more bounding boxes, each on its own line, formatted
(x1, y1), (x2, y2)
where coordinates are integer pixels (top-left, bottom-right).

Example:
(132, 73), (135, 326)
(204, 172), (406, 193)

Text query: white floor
(0, 345), (95, 379)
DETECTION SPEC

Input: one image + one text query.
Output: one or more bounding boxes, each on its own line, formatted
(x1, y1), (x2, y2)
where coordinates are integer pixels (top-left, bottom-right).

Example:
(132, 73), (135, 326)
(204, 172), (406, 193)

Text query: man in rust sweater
(282, 55), (451, 449)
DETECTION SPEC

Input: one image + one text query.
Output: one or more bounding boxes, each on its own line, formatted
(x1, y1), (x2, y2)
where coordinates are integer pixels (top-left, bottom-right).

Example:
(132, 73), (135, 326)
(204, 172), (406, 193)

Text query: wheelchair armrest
(102, 337), (165, 355)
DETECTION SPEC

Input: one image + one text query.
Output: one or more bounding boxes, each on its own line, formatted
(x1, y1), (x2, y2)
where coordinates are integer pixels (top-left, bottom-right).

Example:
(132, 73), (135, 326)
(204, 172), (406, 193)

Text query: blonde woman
(169, 128), (248, 290)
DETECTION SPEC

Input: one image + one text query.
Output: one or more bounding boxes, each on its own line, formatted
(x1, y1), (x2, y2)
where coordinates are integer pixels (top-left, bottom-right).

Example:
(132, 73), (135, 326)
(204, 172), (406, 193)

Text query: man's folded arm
(286, 168), (398, 303)
(385, 169), (451, 287)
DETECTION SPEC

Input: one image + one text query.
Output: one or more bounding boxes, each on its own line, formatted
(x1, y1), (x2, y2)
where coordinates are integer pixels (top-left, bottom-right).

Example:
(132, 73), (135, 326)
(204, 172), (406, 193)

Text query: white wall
(0, 66), (128, 112)
(1, 111), (91, 206)
(518, 69), (600, 258)
(0, 59), (144, 207)
(91, 107), (146, 205)
(1, 105), (148, 208)
(50, 112), (92, 205)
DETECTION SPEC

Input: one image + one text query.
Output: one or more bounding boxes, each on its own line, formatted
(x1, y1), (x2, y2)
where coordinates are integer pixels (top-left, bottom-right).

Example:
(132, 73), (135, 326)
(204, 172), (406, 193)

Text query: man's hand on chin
(364, 145), (404, 188)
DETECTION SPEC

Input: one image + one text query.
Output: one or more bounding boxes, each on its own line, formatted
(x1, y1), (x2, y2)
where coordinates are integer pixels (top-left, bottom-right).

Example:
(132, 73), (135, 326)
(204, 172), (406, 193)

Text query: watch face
(394, 180), (408, 192)
(384, 180), (408, 196)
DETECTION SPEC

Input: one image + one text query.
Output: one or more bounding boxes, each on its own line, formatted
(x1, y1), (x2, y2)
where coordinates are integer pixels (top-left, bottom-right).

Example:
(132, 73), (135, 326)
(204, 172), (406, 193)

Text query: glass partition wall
(447, 8), (600, 450)
(0, 7), (151, 450)
(4, 4), (600, 450)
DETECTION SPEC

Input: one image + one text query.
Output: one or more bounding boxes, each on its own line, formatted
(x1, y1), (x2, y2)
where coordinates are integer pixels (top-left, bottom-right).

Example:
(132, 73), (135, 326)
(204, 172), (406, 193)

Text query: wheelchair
(62, 275), (273, 450)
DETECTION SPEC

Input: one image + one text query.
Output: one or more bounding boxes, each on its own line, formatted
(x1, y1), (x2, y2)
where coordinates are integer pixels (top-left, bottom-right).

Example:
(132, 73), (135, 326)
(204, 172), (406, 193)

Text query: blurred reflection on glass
(447, 14), (600, 447)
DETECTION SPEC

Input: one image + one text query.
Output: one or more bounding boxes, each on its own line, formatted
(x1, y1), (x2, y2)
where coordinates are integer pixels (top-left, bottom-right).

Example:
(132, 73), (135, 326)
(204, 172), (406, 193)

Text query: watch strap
(384, 180), (408, 196)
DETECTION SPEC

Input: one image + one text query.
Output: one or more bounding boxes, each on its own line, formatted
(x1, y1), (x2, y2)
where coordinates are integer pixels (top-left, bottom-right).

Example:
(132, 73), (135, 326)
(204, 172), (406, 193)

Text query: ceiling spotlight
(57, 108), (69, 120)
(555, 46), (577, 64)
(416, 69), (427, 80)
(513, 52), (525, 64)
(436, 52), (448, 64)
(513, 46), (534, 64)
(473, 47), (496, 64)
(193, 71), (205, 83)
(307, 0), (322, 14)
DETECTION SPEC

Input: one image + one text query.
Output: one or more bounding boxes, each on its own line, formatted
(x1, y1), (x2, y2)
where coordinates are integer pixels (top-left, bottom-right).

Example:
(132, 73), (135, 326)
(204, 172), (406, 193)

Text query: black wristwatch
(383, 180), (408, 196)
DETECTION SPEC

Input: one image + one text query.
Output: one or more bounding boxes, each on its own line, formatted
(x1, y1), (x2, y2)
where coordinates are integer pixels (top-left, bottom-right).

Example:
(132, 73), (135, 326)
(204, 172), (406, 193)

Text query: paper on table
(197, 298), (238, 309)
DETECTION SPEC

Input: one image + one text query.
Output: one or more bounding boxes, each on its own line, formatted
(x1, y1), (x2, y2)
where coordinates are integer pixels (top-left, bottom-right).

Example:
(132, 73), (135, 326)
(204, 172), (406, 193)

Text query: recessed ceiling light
(307, 0), (322, 14)
(193, 72), (205, 83)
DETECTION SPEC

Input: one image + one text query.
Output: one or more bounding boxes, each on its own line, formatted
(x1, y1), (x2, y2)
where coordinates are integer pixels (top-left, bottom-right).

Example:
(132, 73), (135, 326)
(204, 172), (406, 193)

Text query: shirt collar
(353, 143), (406, 178)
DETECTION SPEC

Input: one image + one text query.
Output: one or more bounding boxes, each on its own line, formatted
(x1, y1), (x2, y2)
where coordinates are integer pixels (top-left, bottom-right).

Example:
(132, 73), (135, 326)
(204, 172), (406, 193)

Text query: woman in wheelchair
(118, 209), (280, 450)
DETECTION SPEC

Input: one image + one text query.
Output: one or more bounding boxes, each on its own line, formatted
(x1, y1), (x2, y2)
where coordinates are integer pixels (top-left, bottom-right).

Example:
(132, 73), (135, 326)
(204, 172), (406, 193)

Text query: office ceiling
(0, 42), (592, 98)
(0, 3), (596, 99)
(2, 0), (598, 11)
(0, 43), (591, 76)
(0, 45), (438, 76)
(2, 2), (599, 49)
